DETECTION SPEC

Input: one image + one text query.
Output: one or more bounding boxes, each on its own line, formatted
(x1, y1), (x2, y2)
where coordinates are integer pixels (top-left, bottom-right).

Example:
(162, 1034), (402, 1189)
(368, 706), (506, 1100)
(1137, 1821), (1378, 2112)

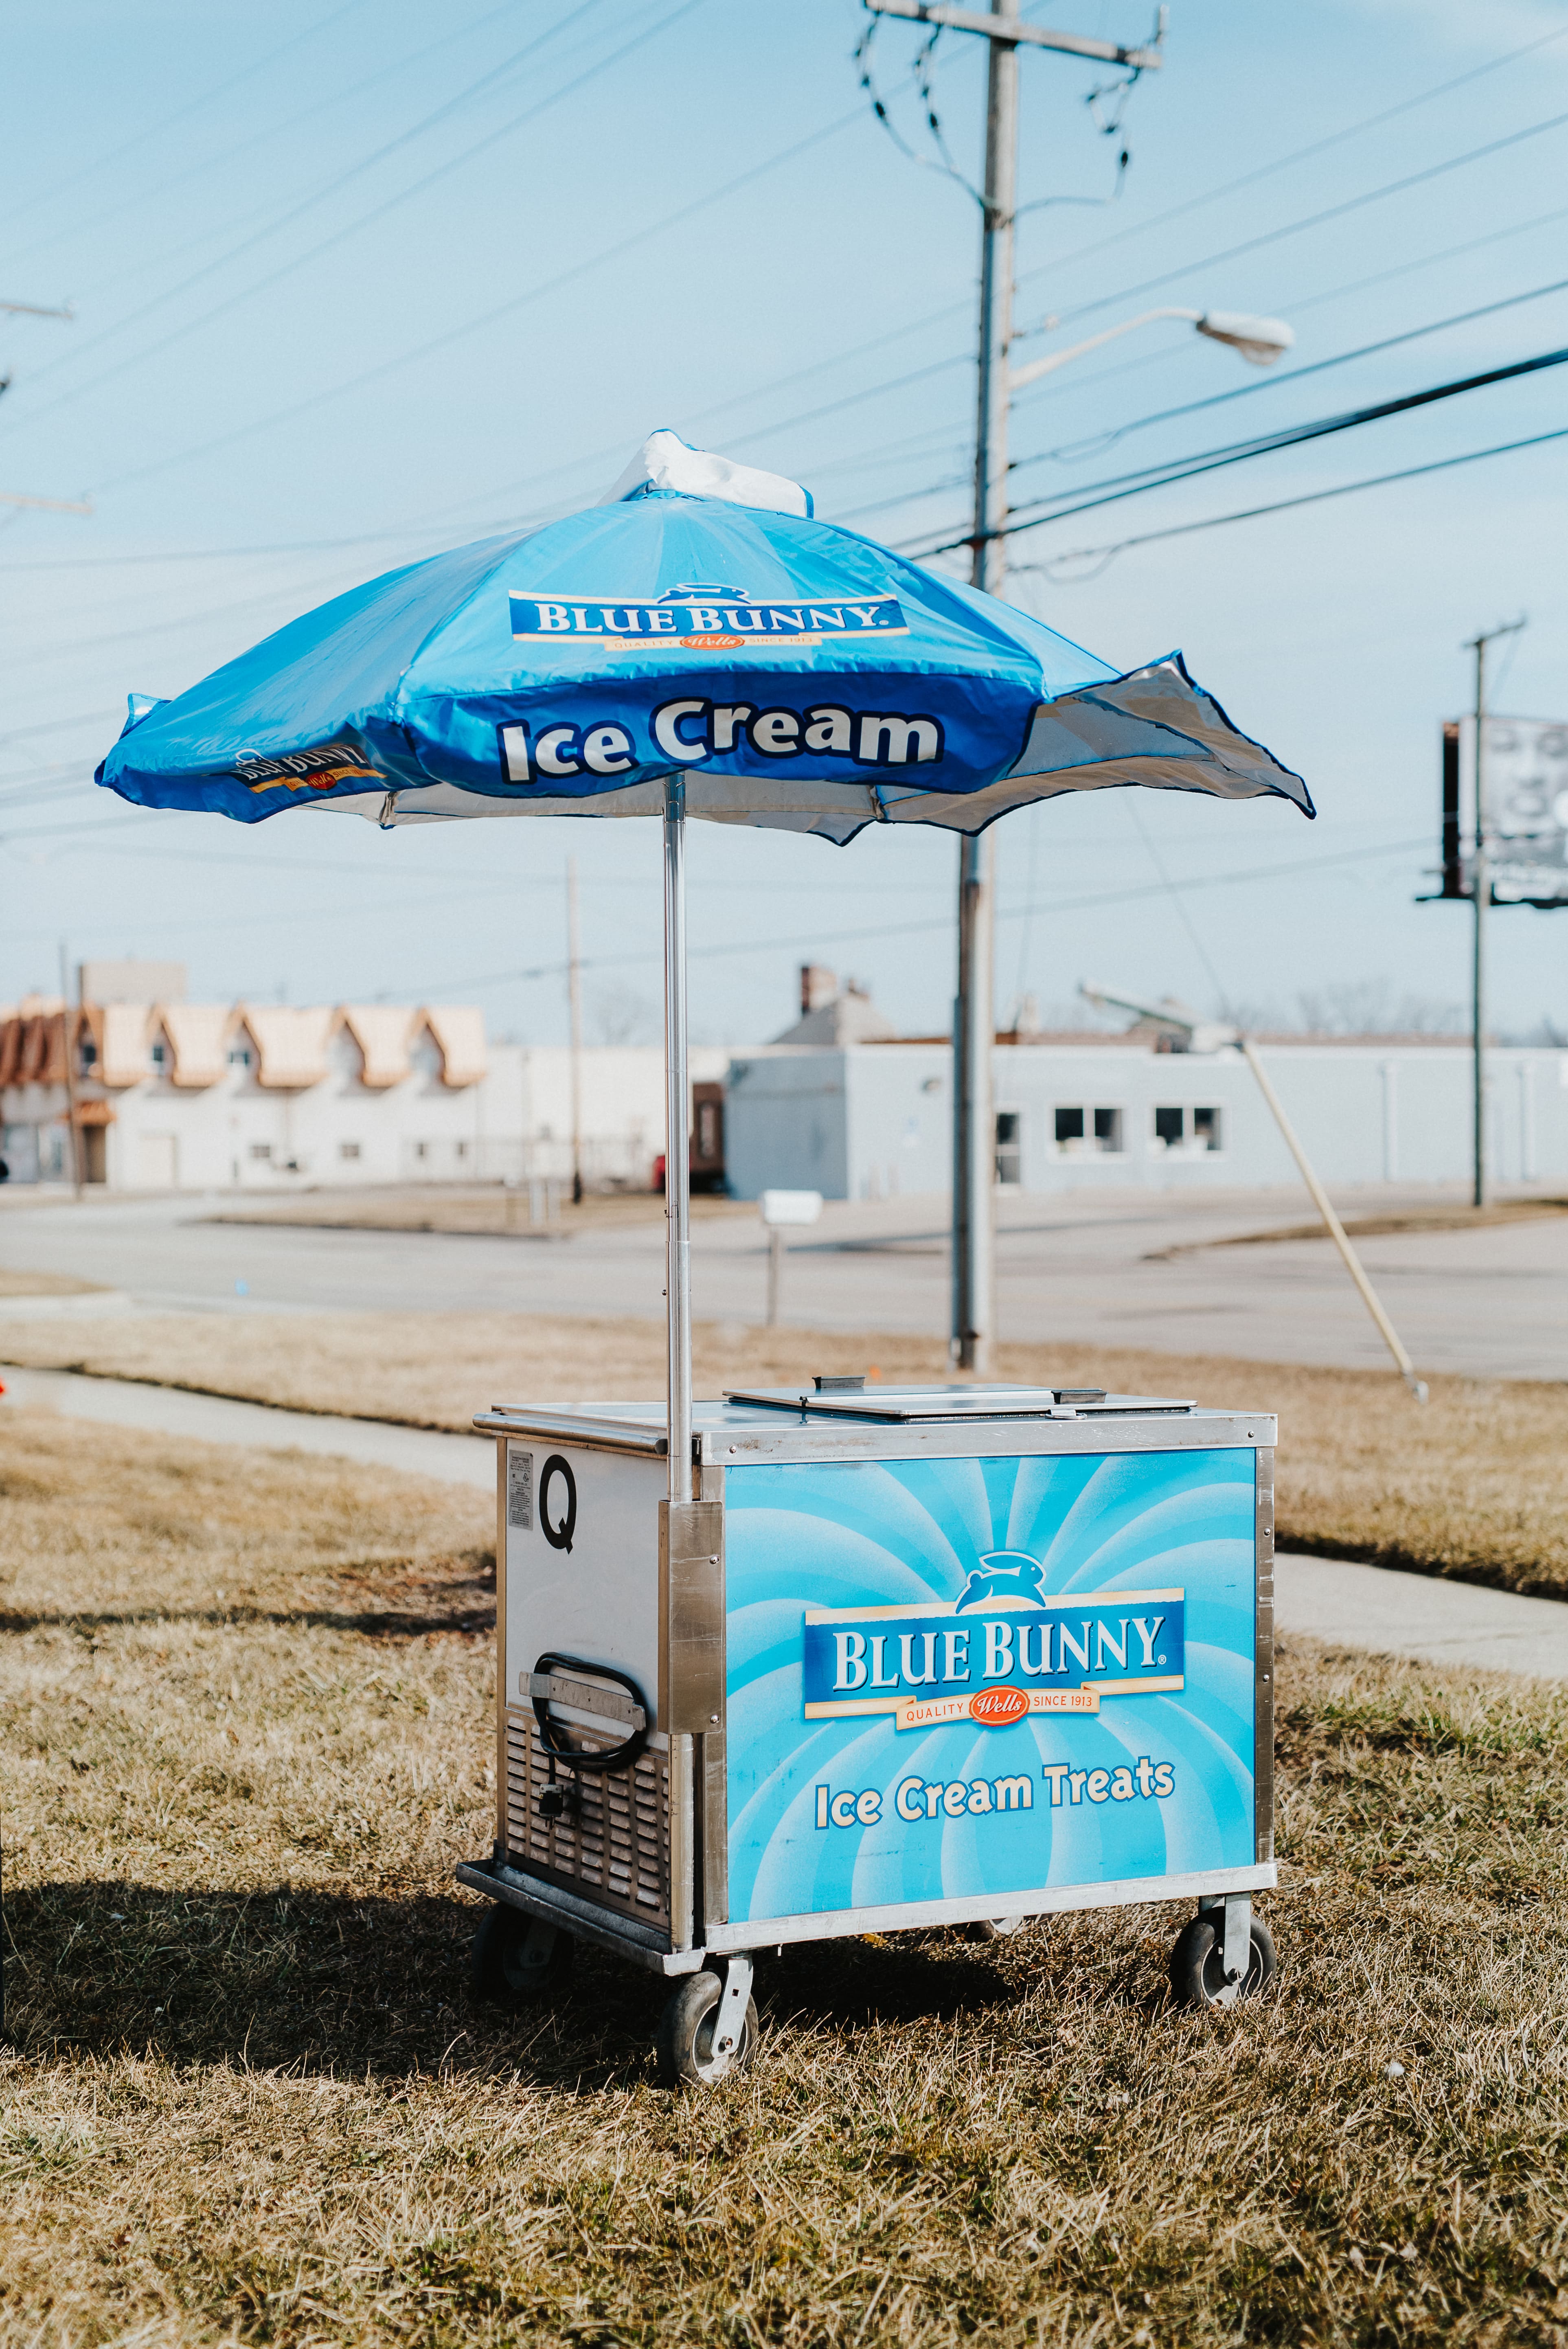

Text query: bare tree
(592, 982), (655, 1047)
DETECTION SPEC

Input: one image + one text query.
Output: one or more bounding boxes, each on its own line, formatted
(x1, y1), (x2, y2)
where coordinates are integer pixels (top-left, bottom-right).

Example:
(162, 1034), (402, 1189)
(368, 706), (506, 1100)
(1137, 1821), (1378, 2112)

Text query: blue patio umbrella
(98, 431), (1311, 1505)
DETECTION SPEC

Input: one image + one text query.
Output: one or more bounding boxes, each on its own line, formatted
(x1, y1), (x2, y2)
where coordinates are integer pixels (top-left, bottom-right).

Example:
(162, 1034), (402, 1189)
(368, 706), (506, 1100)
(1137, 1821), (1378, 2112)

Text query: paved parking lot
(2, 1181), (1562, 1380)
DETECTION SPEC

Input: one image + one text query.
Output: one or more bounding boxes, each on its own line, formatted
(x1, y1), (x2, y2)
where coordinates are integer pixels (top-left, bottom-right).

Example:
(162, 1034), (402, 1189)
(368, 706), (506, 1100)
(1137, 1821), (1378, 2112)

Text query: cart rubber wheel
(656, 1970), (759, 2089)
(1169, 1913), (1276, 2009)
(968, 1916), (1027, 1943)
(471, 1904), (571, 2007)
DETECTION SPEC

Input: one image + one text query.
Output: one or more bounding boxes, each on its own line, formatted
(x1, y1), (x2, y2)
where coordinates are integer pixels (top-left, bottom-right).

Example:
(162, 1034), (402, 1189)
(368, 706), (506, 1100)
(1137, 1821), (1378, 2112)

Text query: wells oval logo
(969, 1685), (1029, 1728)
(680, 632), (744, 649)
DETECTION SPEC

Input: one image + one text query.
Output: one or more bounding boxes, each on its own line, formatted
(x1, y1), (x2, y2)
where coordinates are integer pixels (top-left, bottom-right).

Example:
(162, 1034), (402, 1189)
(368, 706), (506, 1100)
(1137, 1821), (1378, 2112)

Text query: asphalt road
(1, 1181), (1564, 1380)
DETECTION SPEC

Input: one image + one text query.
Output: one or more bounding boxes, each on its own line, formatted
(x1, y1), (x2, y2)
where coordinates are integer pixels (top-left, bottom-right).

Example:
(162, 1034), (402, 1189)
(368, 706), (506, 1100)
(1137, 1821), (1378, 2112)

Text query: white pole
(567, 855), (584, 1206)
(1239, 1037), (1427, 1403)
(662, 774), (693, 1505)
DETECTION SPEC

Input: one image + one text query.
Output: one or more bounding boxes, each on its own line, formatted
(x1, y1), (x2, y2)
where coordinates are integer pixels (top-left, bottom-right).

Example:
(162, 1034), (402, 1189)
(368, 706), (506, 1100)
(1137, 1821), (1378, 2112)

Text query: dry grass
(203, 1183), (752, 1238)
(0, 1270), (107, 1298)
(6, 1309), (1568, 1600)
(1146, 1195), (1568, 1255)
(3, 1404), (1568, 2346)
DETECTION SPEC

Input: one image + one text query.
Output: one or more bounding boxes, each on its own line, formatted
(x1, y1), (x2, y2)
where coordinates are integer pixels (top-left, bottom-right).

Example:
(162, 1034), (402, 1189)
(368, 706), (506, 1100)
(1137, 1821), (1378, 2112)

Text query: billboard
(1434, 715), (1568, 907)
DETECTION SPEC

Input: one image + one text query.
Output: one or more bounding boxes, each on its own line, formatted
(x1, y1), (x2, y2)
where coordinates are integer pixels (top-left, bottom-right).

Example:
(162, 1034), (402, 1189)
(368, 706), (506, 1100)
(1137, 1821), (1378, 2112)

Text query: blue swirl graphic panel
(724, 1448), (1256, 1925)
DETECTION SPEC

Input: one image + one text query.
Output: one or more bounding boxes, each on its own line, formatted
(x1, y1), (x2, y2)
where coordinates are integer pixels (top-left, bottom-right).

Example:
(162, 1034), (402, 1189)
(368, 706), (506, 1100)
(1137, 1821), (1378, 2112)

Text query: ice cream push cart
(96, 431), (1309, 2086)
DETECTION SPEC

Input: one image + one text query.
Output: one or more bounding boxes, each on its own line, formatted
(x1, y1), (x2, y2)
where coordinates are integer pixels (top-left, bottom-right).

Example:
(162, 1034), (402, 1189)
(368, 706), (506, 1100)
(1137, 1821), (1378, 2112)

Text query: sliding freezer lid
(720, 1381), (1197, 1422)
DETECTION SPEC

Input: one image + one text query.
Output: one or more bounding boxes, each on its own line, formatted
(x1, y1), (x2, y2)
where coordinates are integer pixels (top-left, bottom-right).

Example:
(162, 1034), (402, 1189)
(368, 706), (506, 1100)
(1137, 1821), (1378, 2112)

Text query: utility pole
(58, 940), (84, 1199)
(567, 856), (584, 1205)
(1466, 618), (1525, 1209)
(863, 1), (1164, 1376)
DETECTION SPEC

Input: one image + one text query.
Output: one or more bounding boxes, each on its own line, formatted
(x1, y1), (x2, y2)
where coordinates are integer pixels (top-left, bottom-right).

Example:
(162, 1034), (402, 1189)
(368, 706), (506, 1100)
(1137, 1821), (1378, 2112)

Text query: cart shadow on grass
(3, 1881), (1100, 2088)
(0, 1590), (498, 1644)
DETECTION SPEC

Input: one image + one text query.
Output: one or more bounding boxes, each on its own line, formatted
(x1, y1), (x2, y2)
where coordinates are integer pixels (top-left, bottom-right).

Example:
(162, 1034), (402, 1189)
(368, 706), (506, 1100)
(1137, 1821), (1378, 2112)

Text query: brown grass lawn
(3, 1405), (1567, 2347)
(203, 1184), (752, 1238)
(5, 1309), (1568, 1599)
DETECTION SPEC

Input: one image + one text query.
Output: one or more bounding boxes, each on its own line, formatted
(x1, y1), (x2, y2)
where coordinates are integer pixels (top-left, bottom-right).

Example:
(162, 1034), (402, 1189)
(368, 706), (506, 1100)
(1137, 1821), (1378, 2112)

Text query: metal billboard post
(1464, 619), (1526, 1211)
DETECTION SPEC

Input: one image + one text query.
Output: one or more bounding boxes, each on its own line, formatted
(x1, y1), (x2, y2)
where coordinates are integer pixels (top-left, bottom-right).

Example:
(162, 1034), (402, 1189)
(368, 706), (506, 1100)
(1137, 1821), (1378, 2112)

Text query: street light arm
(1008, 308), (1200, 393)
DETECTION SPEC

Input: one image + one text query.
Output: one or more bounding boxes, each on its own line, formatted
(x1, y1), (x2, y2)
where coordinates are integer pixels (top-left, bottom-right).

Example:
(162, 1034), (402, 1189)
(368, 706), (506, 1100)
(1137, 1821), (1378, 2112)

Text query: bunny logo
(954, 1550), (1046, 1613)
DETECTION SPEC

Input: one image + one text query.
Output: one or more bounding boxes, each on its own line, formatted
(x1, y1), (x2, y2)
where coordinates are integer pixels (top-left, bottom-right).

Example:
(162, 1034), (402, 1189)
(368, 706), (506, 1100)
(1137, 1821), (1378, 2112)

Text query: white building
(724, 1029), (1568, 1200)
(0, 961), (729, 1193)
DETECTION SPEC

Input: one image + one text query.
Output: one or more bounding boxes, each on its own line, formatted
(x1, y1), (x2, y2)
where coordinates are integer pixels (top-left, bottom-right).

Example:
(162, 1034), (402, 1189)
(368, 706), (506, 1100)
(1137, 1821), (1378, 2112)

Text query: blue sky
(3, 0), (1567, 1044)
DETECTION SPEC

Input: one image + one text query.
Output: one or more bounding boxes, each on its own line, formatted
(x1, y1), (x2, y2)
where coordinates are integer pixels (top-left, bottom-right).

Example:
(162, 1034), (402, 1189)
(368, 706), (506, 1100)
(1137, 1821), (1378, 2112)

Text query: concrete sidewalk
(4, 1363), (1566, 1682)
(0, 1362), (492, 1489)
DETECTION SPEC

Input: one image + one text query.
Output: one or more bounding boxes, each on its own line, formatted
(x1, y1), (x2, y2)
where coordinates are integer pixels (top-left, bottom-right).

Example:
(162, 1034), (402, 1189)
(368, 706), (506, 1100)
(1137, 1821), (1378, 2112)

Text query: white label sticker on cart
(507, 1448), (534, 1531)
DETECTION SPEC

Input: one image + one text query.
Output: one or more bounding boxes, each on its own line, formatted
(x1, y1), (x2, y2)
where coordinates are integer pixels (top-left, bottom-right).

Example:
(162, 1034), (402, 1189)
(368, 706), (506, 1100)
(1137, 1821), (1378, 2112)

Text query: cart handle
(530, 1652), (649, 1774)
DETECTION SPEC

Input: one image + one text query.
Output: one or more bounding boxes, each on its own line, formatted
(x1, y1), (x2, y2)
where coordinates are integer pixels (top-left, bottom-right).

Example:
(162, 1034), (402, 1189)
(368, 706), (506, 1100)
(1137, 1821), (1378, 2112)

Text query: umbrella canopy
(98, 431), (1311, 837)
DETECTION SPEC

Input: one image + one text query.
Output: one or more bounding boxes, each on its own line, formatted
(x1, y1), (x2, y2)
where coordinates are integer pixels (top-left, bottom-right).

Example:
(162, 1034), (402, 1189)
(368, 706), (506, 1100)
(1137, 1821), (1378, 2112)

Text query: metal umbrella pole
(662, 770), (693, 1510)
(660, 768), (711, 1952)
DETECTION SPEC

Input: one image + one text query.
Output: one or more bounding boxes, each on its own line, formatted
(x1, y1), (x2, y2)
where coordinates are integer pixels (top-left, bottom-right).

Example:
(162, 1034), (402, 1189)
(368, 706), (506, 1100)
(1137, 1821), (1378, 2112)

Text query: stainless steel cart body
(460, 1384), (1275, 1991)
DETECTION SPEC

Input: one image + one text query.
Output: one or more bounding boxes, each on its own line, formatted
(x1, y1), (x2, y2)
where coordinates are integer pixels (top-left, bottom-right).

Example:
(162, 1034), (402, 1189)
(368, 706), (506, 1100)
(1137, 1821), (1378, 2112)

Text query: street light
(950, 295), (1294, 1380)
(1009, 306), (1294, 393)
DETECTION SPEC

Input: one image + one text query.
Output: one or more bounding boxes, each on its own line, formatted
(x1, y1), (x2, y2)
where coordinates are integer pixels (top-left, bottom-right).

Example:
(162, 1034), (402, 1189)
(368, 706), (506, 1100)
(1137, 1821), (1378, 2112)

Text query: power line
(1007, 16), (1568, 296)
(3, 0), (628, 430)
(404, 835), (1433, 997)
(1015, 422), (1568, 576)
(0, 0), (378, 237)
(90, 99), (873, 501)
(5, 0), (557, 274)
(1011, 271), (1568, 479)
(905, 340), (1568, 555)
(1024, 105), (1568, 334)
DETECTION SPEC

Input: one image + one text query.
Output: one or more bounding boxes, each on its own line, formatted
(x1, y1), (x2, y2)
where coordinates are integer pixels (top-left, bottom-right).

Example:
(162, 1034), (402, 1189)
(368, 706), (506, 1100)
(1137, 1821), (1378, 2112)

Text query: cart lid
(720, 1380), (1196, 1422)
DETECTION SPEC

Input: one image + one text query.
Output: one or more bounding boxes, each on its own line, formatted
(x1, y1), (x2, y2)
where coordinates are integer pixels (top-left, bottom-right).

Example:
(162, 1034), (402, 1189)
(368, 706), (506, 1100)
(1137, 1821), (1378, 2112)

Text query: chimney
(800, 963), (837, 1016)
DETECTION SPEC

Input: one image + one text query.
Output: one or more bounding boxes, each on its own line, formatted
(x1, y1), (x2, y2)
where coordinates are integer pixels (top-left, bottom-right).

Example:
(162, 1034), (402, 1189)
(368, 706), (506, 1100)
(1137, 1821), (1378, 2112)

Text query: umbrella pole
(662, 772), (693, 1505)
(662, 771), (699, 1950)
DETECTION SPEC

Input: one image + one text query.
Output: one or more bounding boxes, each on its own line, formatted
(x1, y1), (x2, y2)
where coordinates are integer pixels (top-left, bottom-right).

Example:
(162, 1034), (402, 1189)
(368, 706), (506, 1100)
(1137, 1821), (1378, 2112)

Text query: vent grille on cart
(505, 1709), (669, 1929)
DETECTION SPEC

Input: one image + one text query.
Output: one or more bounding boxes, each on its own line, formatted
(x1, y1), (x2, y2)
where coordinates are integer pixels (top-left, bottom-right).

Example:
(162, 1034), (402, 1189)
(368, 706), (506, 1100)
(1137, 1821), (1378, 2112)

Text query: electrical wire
(5, 0), (537, 274)
(393, 835), (1435, 998)
(0, 0), (379, 237)
(1014, 422), (1568, 578)
(904, 341), (1568, 555)
(3, 0), (632, 430)
(1011, 272), (1568, 477)
(1023, 106), (1568, 335)
(1009, 17), (1568, 296)
(89, 98), (874, 500)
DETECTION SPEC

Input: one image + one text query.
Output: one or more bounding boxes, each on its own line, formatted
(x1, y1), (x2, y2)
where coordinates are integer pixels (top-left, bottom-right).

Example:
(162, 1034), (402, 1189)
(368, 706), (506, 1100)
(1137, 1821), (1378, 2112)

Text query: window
(994, 1110), (1021, 1185)
(339, 1141), (361, 1162)
(455, 1139), (468, 1160)
(1053, 1105), (1124, 1156)
(249, 1141), (272, 1162)
(227, 1046), (252, 1068)
(79, 1039), (98, 1073)
(413, 1141), (429, 1160)
(150, 1042), (167, 1069)
(1151, 1106), (1223, 1155)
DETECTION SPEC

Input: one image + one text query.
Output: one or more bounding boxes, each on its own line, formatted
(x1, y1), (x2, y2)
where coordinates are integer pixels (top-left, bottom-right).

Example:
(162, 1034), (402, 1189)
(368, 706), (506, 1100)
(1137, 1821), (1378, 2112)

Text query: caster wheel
(656, 1969), (759, 2088)
(1169, 1913), (1276, 2009)
(471, 1906), (571, 2007)
(968, 1916), (1027, 1943)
